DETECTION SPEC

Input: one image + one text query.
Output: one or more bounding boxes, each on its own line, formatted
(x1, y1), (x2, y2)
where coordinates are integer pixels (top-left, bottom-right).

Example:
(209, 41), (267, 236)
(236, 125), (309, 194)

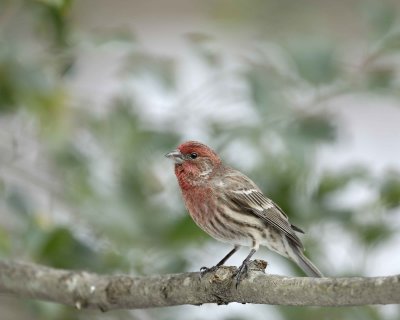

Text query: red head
(165, 141), (222, 189)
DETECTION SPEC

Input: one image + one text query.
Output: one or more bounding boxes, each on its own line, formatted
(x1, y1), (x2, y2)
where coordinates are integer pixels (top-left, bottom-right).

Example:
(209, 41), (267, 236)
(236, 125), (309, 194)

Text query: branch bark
(0, 259), (399, 310)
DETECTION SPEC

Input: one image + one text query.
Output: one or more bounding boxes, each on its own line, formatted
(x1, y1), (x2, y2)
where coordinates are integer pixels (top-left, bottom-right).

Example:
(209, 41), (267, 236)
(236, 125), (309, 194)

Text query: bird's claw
(235, 260), (250, 288)
(200, 265), (219, 277)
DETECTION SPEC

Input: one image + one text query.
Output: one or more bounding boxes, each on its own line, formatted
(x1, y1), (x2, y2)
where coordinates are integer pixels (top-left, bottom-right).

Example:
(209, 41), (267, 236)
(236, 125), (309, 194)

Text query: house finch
(166, 141), (323, 285)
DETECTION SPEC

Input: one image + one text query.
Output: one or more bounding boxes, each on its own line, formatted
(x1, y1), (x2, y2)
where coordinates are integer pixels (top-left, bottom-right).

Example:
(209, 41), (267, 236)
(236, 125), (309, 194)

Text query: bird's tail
(290, 245), (324, 277)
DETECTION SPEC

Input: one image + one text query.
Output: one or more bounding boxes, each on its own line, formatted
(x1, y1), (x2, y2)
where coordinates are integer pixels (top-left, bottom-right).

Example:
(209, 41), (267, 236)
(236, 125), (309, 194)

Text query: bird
(165, 140), (323, 286)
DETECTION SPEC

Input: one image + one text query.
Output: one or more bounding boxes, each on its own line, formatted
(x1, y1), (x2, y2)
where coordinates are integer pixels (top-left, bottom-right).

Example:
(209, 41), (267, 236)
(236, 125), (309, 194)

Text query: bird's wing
(219, 169), (304, 249)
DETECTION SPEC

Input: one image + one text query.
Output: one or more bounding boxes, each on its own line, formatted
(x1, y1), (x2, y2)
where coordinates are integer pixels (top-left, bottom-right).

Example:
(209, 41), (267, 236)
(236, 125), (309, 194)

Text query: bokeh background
(1, 0), (400, 319)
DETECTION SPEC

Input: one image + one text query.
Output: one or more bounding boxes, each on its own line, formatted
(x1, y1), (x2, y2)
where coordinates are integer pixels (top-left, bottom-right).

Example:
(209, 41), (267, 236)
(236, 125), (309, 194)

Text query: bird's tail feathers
(291, 245), (323, 277)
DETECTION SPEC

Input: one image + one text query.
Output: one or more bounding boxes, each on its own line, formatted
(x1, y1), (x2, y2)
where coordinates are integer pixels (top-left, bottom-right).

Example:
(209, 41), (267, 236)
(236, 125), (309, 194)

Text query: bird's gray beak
(165, 150), (184, 164)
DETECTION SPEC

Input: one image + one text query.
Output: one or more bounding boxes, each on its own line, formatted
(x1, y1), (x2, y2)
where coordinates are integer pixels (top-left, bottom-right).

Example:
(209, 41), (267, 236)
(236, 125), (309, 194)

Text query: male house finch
(166, 141), (323, 285)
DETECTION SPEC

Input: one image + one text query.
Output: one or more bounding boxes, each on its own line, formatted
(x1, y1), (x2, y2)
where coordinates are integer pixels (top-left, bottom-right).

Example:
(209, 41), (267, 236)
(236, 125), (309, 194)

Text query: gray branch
(0, 259), (399, 310)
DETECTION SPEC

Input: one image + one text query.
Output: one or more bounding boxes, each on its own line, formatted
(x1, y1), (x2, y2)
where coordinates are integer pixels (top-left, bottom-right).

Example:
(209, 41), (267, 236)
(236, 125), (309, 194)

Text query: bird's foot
(200, 265), (219, 277)
(234, 260), (251, 288)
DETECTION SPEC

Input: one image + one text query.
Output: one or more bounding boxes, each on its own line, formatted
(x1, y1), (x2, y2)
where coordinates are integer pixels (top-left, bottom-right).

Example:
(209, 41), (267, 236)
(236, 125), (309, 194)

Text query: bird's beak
(165, 149), (184, 164)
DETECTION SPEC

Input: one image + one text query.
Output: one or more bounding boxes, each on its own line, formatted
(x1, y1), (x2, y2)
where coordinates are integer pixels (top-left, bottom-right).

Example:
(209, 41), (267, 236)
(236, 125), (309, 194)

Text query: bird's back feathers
(216, 168), (304, 249)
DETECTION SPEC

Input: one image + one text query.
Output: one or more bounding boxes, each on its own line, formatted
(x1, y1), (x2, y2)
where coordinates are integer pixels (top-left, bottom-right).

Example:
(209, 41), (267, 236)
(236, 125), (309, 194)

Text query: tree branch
(0, 259), (399, 310)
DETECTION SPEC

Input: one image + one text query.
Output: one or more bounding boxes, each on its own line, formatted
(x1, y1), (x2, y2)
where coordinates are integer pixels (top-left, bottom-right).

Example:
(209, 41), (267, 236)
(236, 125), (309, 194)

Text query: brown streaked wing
(220, 169), (304, 249)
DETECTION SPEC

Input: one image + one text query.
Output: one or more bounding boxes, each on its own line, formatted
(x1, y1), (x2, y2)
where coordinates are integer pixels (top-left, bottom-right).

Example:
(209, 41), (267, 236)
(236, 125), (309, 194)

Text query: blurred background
(1, 0), (400, 319)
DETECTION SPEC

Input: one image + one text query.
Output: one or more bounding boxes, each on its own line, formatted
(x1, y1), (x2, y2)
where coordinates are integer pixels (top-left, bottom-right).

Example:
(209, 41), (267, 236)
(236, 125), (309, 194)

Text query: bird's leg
(235, 248), (257, 288)
(200, 245), (240, 277)
(216, 245), (240, 266)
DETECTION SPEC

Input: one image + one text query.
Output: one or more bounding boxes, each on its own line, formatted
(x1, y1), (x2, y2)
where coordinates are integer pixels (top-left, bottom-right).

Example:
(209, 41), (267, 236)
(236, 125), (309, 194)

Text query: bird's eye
(189, 152), (198, 159)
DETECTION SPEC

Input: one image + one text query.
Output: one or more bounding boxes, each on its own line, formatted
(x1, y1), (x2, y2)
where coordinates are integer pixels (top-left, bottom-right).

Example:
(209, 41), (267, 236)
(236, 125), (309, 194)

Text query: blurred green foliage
(287, 40), (340, 85)
(36, 227), (97, 269)
(1, 0), (400, 320)
(380, 170), (400, 209)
